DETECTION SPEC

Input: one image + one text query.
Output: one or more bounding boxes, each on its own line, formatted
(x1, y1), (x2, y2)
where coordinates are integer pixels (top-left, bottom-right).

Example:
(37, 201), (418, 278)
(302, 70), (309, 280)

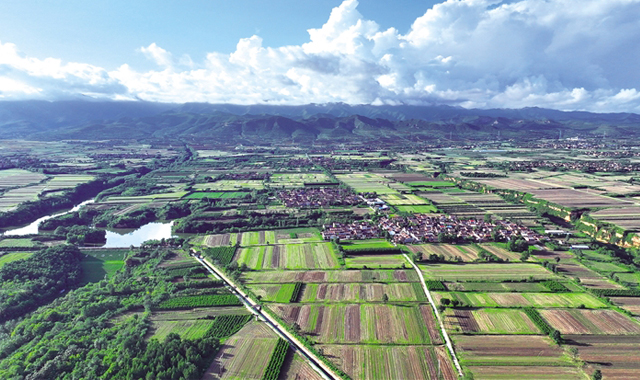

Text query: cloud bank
(3, 0), (640, 112)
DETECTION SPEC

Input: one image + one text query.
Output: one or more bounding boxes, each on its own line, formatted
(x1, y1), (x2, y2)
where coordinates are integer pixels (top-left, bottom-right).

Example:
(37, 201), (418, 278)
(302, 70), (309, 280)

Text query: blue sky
(2, 0), (640, 113)
(0, 0), (439, 70)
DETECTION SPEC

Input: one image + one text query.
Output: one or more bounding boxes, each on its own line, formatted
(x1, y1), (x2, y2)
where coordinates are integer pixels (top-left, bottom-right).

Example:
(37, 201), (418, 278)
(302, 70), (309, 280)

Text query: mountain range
(1, 100), (638, 143)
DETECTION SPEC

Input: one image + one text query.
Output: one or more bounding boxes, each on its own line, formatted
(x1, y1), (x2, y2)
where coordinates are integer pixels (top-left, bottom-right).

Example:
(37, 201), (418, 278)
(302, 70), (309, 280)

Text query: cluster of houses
(322, 221), (380, 240)
(322, 215), (545, 244)
(277, 188), (362, 208)
(489, 159), (640, 173)
(379, 215), (545, 244)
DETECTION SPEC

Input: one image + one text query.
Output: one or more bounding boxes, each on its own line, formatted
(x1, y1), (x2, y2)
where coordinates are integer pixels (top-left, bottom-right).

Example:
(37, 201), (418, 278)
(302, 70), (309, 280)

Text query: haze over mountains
(1, 100), (639, 143)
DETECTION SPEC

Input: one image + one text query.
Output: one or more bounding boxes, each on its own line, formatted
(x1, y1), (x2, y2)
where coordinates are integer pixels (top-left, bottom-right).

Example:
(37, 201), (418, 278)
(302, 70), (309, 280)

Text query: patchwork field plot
(437, 292), (606, 308)
(610, 297), (640, 315)
(247, 284), (299, 303)
(341, 239), (395, 251)
(45, 175), (94, 190)
(279, 352), (324, 380)
(409, 244), (480, 262)
(379, 194), (428, 205)
(149, 307), (250, 321)
(335, 173), (399, 194)
(202, 322), (278, 380)
(454, 335), (577, 376)
(184, 191), (249, 199)
(149, 319), (216, 341)
(540, 309), (640, 335)
(444, 308), (540, 334)
(242, 269), (418, 283)
(270, 172), (333, 187)
(0, 251), (33, 268)
(0, 238), (40, 248)
(237, 242), (339, 270)
(527, 188), (633, 208)
(478, 243), (522, 261)
(420, 263), (556, 281)
(194, 180), (265, 191)
(0, 169), (46, 189)
(271, 304), (438, 344)
(475, 178), (555, 191)
(320, 344), (456, 380)
(395, 205), (438, 213)
(0, 185), (48, 211)
(79, 249), (125, 284)
(444, 281), (548, 292)
(345, 254), (407, 269)
(299, 282), (426, 303)
(564, 335), (640, 378)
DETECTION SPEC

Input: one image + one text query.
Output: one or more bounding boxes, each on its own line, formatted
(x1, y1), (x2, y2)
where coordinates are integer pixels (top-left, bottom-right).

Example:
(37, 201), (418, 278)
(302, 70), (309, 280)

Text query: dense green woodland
(0, 245), (234, 379)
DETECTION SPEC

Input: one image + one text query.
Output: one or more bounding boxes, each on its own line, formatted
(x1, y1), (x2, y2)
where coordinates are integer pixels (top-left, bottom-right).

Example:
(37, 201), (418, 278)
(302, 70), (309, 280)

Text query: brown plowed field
(419, 305), (443, 344)
(611, 297), (640, 315)
(470, 366), (582, 379)
(564, 335), (640, 378)
(202, 322), (278, 380)
(409, 244), (480, 262)
(280, 352), (324, 380)
(479, 243), (521, 261)
(452, 309), (479, 333)
(541, 309), (640, 335)
(204, 234), (231, 246)
(242, 270), (419, 283)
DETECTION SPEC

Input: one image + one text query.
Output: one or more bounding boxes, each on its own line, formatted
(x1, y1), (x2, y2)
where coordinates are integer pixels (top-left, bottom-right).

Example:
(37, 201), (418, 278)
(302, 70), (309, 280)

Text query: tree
(520, 251), (531, 261)
(592, 369), (602, 380)
(382, 294), (389, 303)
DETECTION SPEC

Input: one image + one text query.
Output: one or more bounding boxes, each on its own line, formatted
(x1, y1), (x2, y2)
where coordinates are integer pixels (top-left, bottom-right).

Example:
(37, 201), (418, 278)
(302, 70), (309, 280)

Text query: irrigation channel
(192, 252), (337, 380)
(403, 253), (463, 377)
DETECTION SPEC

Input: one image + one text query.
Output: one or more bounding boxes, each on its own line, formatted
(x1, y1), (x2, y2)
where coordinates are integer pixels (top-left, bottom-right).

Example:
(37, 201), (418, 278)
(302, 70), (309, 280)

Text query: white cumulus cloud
(3, 0), (640, 112)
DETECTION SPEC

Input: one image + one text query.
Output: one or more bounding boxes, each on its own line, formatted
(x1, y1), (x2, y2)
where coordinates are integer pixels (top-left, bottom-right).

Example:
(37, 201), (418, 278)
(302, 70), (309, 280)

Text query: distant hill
(0, 100), (638, 143)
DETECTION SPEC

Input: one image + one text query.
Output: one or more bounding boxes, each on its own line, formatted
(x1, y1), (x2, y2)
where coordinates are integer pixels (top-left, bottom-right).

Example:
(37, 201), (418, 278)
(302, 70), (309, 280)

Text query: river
(2, 199), (96, 236)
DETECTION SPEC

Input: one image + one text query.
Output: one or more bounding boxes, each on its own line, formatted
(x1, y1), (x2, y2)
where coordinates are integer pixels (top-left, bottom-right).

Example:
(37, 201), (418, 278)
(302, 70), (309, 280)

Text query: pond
(102, 222), (176, 248)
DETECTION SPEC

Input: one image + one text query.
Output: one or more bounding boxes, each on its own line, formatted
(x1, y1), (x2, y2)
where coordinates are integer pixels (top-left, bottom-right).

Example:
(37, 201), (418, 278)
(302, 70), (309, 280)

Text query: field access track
(192, 253), (337, 380)
(404, 253), (463, 377)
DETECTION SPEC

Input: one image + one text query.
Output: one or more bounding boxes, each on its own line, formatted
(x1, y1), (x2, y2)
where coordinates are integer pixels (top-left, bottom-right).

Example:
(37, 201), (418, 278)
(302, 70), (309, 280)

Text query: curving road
(403, 253), (464, 377)
(193, 254), (339, 380)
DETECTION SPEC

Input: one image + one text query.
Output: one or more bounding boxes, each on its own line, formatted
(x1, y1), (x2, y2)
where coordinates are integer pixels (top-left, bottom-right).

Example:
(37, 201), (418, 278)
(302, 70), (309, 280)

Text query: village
(323, 214), (545, 244)
(277, 187), (363, 208)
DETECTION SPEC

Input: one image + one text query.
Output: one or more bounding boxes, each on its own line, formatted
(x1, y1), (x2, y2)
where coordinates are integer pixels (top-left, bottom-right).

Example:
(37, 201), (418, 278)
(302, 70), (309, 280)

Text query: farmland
(420, 263), (557, 281)
(436, 291), (607, 308)
(320, 344), (456, 380)
(0, 251), (34, 268)
(236, 242), (339, 270)
(540, 309), (640, 335)
(242, 269), (418, 283)
(202, 322), (279, 380)
(271, 303), (438, 345)
(298, 282), (426, 303)
(79, 249), (126, 284)
(444, 308), (540, 334)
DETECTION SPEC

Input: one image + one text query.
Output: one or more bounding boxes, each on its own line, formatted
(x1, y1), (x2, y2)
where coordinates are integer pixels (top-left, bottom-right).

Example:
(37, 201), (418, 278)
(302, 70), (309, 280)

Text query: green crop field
(585, 261), (633, 273)
(341, 239), (395, 250)
(406, 181), (456, 187)
(80, 249), (126, 284)
(149, 319), (216, 341)
(345, 254), (407, 269)
(395, 205), (438, 213)
(184, 191), (249, 199)
(437, 291), (607, 308)
(270, 172), (333, 187)
(193, 180), (264, 191)
(445, 308), (541, 334)
(0, 252), (34, 268)
(237, 242), (339, 270)
(420, 263), (557, 281)
(0, 238), (39, 248)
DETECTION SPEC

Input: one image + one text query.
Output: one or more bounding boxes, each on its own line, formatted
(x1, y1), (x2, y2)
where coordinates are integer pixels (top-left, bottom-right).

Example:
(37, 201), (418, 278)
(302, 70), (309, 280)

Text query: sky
(2, 0), (640, 113)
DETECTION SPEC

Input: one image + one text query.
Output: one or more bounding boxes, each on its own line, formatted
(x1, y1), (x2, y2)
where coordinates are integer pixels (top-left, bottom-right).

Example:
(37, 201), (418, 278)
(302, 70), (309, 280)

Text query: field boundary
(403, 253), (463, 377)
